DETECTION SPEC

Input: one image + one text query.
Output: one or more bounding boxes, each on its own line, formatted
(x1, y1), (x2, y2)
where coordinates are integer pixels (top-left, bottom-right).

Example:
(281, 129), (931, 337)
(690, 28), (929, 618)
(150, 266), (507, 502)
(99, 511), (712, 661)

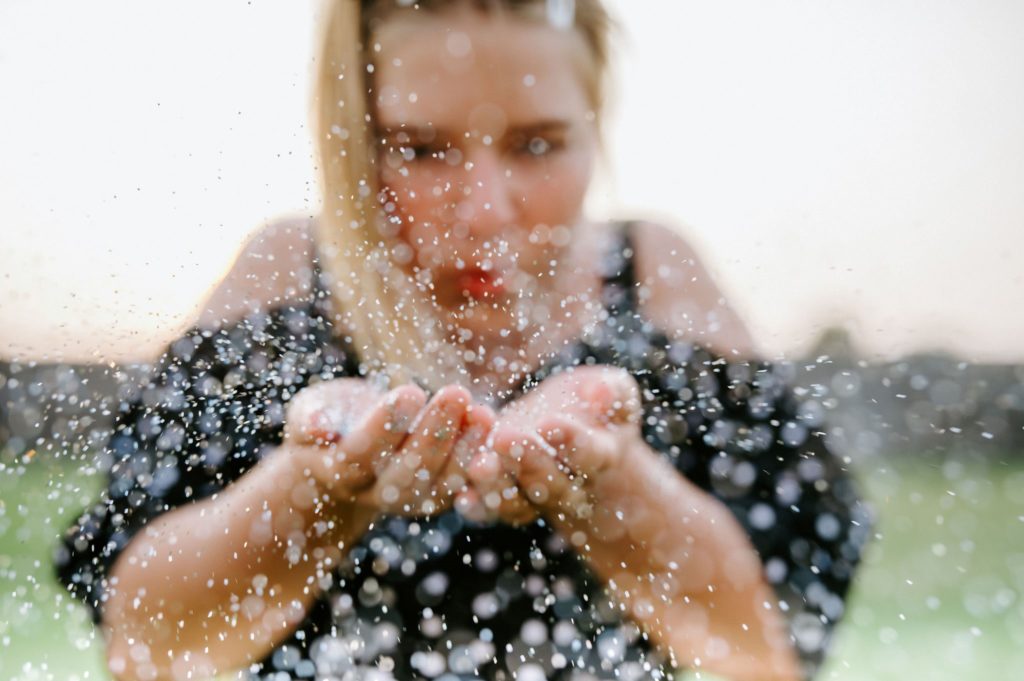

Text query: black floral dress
(56, 223), (872, 680)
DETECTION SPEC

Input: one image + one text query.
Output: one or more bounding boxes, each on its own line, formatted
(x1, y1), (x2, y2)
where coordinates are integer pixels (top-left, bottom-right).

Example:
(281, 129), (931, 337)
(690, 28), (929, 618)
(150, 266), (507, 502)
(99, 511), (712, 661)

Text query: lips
(456, 269), (506, 299)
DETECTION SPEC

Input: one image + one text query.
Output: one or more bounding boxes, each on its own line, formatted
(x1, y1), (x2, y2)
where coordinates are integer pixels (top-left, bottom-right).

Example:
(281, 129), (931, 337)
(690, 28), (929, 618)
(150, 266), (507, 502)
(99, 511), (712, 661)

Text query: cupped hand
(282, 367), (643, 523)
(455, 365), (644, 525)
(285, 378), (496, 516)
(285, 374), (800, 678)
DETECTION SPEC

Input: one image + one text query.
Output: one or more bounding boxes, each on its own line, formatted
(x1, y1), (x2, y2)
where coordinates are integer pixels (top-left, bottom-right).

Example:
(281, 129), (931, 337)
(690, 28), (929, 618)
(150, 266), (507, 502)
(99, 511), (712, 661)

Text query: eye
(381, 140), (451, 164)
(399, 144), (436, 161)
(515, 136), (563, 158)
(527, 137), (551, 156)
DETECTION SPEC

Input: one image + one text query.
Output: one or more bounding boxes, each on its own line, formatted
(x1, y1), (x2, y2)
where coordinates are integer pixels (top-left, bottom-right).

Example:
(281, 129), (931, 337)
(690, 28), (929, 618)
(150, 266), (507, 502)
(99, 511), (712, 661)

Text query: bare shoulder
(197, 215), (319, 329)
(628, 219), (759, 359)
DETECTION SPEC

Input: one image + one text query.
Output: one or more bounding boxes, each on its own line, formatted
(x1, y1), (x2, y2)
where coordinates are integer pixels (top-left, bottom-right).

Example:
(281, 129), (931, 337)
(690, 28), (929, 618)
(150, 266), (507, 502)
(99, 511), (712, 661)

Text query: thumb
(581, 369), (641, 425)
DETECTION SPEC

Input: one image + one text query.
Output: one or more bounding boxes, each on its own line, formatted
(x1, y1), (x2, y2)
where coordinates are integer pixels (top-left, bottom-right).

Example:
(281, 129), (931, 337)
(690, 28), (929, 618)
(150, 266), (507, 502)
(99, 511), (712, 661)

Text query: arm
(58, 218), (492, 679)
(467, 367), (802, 680)
(567, 434), (801, 680)
(64, 368), (483, 679)
(467, 222), (871, 678)
(630, 221), (798, 674)
(631, 221), (873, 675)
(58, 319), (486, 680)
(103, 438), (377, 680)
(56, 322), (381, 680)
(630, 219), (757, 359)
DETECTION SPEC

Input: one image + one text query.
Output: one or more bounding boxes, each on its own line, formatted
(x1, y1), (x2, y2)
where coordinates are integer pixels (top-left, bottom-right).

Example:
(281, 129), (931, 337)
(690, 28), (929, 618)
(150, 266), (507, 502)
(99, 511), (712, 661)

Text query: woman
(57, 1), (871, 679)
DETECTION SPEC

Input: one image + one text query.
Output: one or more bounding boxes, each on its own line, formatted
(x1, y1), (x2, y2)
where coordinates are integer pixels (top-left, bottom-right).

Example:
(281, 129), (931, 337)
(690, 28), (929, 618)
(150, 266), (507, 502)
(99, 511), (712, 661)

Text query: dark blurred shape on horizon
(802, 328), (1024, 462)
(2, 328), (1022, 464)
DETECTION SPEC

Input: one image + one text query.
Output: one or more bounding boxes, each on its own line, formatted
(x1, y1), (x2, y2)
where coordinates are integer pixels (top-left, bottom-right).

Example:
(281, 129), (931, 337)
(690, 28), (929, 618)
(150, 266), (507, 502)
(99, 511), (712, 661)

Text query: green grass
(0, 457), (106, 680)
(820, 457), (1024, 680)
(2, 454), (1022, 680)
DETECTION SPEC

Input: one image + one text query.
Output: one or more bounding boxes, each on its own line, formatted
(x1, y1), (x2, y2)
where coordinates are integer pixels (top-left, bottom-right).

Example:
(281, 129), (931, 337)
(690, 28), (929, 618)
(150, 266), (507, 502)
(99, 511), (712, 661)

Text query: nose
(452, 149), (516, 239)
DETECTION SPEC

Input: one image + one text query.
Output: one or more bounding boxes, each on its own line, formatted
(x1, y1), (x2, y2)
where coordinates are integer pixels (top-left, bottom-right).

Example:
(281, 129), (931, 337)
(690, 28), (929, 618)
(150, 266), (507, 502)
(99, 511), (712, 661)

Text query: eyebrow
(376, 119), (572, 139)
(506, 120), (572, 136)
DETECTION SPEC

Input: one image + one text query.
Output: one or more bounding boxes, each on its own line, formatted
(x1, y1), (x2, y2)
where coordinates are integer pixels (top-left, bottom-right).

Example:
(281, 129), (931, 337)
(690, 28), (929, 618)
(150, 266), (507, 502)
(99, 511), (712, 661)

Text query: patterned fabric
(56, 223), (872, 680)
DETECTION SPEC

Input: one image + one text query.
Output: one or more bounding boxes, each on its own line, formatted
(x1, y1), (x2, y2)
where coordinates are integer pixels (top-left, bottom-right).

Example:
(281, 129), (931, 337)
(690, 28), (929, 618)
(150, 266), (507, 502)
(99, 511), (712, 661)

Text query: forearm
(647, 474), (799, 680)
(104, 443), (374, 680)
(575, 443), (801, 681)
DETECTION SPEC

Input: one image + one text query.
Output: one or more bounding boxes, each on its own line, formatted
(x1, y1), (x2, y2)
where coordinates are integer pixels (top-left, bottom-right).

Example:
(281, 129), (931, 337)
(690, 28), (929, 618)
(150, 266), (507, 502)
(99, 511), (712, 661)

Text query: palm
(285, 378), (492, 517)
(458, 366), (643, 524)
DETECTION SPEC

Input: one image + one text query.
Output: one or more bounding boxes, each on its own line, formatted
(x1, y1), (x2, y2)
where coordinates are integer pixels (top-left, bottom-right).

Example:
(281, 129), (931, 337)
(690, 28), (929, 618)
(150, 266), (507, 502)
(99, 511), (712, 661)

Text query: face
(372, 8), (599, 345)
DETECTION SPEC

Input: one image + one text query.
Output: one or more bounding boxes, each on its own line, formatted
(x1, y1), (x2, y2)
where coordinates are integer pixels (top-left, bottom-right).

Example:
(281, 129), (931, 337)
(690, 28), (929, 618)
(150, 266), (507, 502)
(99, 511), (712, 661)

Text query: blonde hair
(313, 0), (613, 390)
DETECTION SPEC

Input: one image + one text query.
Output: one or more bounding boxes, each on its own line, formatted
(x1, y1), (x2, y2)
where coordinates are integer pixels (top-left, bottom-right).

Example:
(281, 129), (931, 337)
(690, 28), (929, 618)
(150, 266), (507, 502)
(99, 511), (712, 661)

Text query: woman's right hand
(101, 377), (493, 681)
(284, 378), (495, 516)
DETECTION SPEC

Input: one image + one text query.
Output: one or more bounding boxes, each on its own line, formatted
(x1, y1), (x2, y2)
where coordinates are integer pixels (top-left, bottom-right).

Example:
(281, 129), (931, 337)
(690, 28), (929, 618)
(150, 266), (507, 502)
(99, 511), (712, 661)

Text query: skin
(373, 8), (604, 396)
(103, 7), (794, 681)
(370, 9), (797, 679)
(464, 368), (800, 680)
(104, 381), (492, 680)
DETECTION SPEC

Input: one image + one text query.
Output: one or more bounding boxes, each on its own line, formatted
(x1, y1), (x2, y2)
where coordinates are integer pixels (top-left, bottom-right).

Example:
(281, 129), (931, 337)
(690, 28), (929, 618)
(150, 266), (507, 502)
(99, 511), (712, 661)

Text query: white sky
(1, 0), (1022, 364)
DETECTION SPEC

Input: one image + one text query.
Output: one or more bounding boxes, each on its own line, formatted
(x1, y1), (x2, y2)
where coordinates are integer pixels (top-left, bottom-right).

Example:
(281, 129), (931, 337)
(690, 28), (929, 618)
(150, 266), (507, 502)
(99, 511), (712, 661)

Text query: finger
(514, 435), (573, 507)
(314, 385), (426, 494)
(453, 487), (489, 523)
(579, 369), (642, 426)
(452, 403), (497, 468)
(511, 431), (594, 521)
(468, 429), (537, 525)
(536, 415), (621, 479)
(493, 431), (553, 525)
(443, 402), (496, 496)
(288, 378), (385, 446)
(375, 385), (471, 512)
(406, 385), (472, 473)
(347, 384), (428, 458)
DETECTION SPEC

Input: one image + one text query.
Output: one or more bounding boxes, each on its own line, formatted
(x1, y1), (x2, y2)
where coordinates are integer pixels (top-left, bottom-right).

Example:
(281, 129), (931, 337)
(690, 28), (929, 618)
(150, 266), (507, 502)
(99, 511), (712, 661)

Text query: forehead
(371, 10), (591, 131)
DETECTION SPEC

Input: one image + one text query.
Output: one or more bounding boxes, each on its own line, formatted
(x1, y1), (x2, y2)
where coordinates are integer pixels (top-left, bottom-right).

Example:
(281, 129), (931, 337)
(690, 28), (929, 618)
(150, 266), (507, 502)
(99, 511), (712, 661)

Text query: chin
(446, 303), (520, 341)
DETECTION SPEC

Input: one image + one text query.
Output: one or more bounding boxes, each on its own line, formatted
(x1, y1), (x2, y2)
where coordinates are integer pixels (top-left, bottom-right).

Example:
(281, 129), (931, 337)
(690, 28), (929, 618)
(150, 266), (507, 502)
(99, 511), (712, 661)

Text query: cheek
(380, 166), (446, 223)
(379, 166), (451, 265)
(377, 149), (594, 270)
(512, 151), (594, 268)
(514, 151), (593, 226)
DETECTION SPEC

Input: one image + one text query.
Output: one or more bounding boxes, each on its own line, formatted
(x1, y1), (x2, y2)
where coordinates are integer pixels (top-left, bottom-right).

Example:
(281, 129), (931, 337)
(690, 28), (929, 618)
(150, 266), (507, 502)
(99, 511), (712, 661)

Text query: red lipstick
(456, 269), (505, 299)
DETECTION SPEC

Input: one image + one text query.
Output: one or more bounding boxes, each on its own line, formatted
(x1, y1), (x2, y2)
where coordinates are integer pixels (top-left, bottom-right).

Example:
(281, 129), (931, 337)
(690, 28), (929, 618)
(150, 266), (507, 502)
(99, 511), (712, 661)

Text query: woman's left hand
(459, 367), (695, 593)
(454, 365), (644, 526)
(456, 366), (802, 681)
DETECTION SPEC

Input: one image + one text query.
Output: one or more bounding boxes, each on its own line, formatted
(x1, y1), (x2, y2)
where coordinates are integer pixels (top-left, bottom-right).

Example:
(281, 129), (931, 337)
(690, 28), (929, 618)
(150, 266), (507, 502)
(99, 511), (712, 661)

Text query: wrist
(621, 447), (800, 680)
(260, 443), (375, 557)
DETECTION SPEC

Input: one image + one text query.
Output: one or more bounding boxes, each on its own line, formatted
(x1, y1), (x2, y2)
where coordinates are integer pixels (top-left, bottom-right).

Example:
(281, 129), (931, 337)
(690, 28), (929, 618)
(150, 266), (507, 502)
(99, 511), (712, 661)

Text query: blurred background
(1, 1), (1022, 679)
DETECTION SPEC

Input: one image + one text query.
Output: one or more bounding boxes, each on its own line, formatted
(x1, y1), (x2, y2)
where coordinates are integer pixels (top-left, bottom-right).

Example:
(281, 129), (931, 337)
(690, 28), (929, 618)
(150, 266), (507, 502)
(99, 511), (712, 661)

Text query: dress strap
(599, 220), (639, 319)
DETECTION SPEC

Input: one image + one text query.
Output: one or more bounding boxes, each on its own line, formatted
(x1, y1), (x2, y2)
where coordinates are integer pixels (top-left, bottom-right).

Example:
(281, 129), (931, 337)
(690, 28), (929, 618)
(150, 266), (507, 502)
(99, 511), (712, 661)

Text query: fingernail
(391, 401), (418, 433)
(467, 423), (489, 442)
(310, 409), (346, 443)
(543, 425), (566, 446)
(309, 428), (342, 444)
